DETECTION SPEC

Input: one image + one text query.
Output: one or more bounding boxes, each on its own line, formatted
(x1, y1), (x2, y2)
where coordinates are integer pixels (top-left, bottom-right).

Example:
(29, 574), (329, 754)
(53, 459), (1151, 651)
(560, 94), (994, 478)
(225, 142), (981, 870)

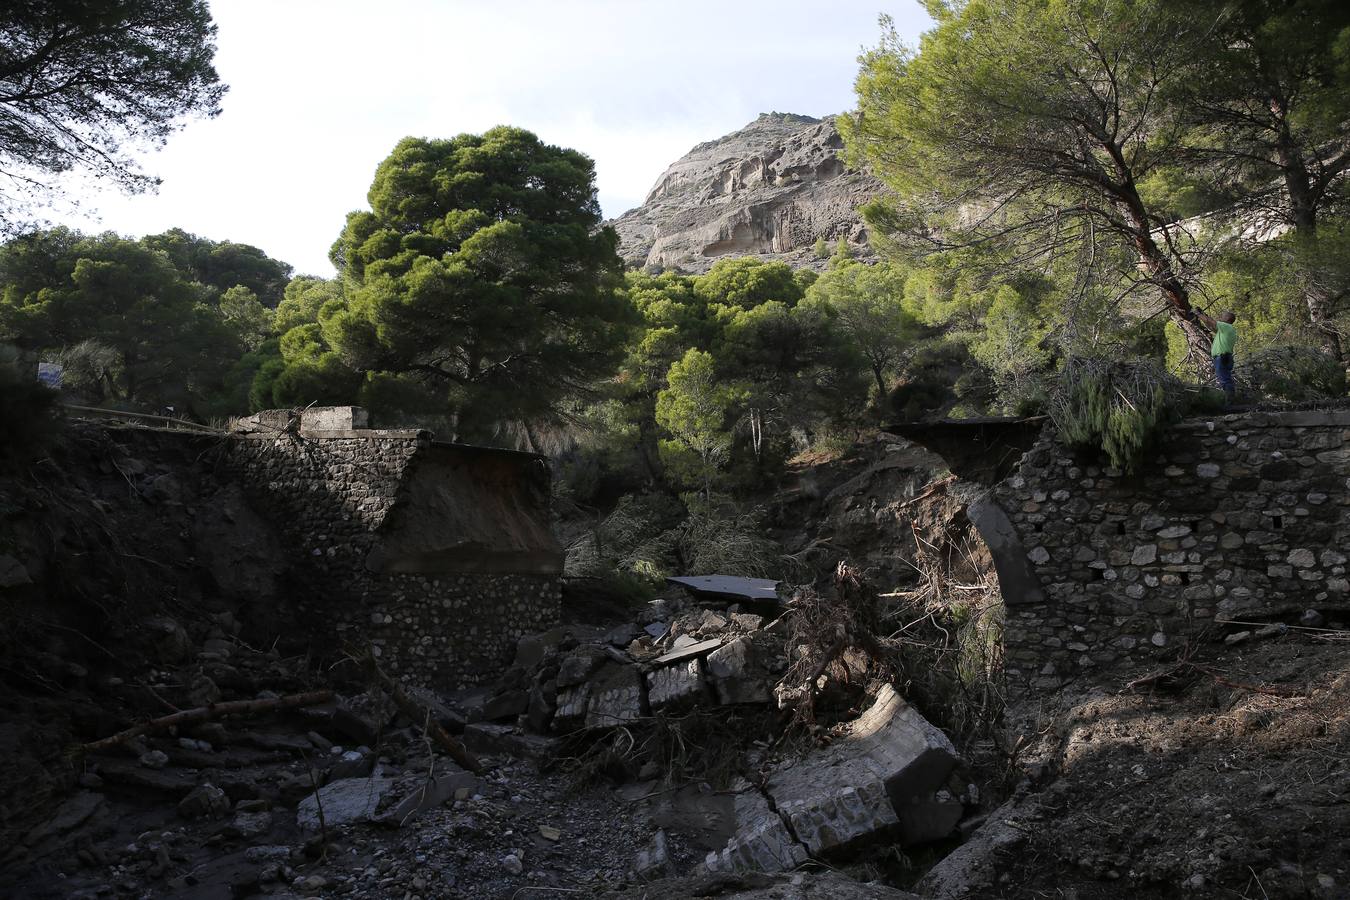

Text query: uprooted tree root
(775, 562), (898, 736)
(558, 706), (780, 792)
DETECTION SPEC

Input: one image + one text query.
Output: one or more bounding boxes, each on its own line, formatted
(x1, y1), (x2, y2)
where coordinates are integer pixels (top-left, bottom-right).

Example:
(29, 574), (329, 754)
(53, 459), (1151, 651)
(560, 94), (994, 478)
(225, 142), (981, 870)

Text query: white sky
(51, 0), (933, 277)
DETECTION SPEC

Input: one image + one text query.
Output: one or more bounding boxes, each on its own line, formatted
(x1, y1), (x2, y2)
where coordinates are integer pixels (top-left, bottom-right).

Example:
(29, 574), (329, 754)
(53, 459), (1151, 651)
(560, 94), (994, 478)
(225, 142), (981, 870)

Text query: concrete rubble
(473, 594), (788, 739)
(466, 594), (969, 878)
(704, 684), (963, 873)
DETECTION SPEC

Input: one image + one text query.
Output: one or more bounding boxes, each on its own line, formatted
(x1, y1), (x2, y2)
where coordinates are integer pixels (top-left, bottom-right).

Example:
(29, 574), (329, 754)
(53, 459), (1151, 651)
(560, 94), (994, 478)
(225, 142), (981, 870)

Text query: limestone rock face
(609, 113), (882, 273)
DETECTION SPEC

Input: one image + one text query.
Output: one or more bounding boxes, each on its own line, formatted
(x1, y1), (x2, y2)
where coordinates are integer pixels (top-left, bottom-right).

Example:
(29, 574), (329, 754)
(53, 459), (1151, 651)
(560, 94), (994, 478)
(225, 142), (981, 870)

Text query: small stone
(1150, 632), (1167, 647)
(177, 784), (230, 819)
(538, 825), (561, 841)
(1131, 545), (1158, 566)
(1224, 631), (1251, 646)
(1300, 609), (1325, 629)
(1196, 463), (1221, 478)
(1027, 546), (1051, 564)
(296, 874), (328, 894)
(502, 853), (524, 875)
(139, 750), (169, 770)
(1287, 548), (1317, 568)
(244, 845), (292, 863)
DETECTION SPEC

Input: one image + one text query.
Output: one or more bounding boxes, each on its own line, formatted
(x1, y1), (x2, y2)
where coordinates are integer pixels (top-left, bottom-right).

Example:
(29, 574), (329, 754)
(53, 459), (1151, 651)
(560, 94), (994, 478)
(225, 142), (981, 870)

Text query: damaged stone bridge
(219, 406), (565, 690)
(891, 409), (1350, 692)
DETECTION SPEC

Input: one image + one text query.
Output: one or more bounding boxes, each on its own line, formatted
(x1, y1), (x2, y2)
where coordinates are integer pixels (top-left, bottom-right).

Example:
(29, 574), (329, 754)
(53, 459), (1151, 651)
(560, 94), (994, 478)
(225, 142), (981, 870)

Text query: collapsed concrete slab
(705, 637), (773, 705)
(703, 783), (809, 874)
(584, 664), (645, 729)
(771, 684), (962, 850)
(647, 658), (705, 711)
(705, 685), (962, 872)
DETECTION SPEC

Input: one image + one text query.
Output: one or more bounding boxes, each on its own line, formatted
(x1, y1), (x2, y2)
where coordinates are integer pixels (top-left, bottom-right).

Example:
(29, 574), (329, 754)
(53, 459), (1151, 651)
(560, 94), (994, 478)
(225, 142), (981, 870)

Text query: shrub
(1242, 345), (1346, 402)
(1048, 357), (1182, 474)
(672, 494), (782, 577)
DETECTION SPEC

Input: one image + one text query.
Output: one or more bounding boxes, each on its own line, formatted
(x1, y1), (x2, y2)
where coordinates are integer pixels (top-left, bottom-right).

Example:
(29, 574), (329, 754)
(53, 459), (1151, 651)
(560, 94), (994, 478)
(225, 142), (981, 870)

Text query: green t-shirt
(1211, 320), (1237, 356)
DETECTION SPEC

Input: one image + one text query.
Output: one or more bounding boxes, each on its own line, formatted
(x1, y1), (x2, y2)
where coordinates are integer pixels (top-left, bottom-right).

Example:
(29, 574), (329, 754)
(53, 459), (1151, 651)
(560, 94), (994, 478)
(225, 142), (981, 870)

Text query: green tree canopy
(693, 258), (803, 309)
(318, 128), (634, 440)
(141, 228), (294, 307)
(803, 259), (918, 399)
(217, 285), (273, 350)
(0, 230), (238, 411)
(844, 1), (1217, 359)
(1166, 0), (1350, 357)
(655, 348), (744, 496)
(0, 1), (225, 232)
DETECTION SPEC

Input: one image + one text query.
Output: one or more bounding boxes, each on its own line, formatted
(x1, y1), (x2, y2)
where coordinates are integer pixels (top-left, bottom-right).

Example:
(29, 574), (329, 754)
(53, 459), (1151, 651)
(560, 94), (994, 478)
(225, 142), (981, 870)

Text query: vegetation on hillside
(1, 0), (1348, 581)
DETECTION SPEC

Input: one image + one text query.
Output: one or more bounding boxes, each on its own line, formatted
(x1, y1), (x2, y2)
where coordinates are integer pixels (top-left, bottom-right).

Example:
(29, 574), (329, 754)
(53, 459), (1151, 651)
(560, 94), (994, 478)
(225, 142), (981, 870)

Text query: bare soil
(995, 635), (1350, 899)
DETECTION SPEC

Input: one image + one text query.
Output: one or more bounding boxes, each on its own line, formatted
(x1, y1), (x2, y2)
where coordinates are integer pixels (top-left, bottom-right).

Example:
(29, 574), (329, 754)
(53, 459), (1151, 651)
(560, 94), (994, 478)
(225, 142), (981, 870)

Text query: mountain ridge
(609, 112), (882, 273)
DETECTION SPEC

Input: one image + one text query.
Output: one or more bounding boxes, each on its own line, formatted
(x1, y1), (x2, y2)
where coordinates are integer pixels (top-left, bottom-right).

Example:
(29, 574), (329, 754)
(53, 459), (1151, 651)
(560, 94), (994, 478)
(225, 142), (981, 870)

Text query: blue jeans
(1212, 353), (1235, 396)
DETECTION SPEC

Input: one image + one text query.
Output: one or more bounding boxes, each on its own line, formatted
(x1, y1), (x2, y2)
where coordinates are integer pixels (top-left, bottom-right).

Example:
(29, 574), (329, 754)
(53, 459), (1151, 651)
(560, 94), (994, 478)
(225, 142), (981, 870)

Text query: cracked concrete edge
(916, 793), (1040, 900)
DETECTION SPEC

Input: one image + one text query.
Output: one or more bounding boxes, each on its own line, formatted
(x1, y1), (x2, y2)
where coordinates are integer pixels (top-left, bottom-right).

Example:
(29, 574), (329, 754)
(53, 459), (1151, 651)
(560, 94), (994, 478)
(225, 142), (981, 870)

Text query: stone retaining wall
(987, 410), (1350, 692)
(221, 424), (560, 690)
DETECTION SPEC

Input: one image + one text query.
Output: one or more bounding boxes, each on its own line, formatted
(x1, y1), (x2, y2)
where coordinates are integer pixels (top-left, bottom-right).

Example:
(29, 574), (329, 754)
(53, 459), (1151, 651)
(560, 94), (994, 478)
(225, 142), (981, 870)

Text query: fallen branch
(896, 474), (958, 509)
(1124, 661), (1301, 698)
(79, 690), (334, 755)
(354, 647), (483, 774)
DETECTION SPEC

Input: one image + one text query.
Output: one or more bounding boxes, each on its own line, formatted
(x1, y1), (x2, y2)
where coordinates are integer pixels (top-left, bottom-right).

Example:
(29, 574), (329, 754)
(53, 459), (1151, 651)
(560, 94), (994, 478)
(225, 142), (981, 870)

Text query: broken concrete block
(553, 682), (590, 731)
(462, 722), (560, 761)
(654, 637), (723, 665)
(918, 796), (1036, 900)
(299, 405), (368, 431)
(296, 773), (392, 830)
(765, 684), (961, 854)
(706, 637), (772, 705)
(646, 658), (705, 711)
(703, 783), (809, 874)
(775, 779), (901, 855)
(525, 682), (556, 733)
(483, 689), (528, 721)
(585, 664), (645, 728)
(333, 691), (397, 745)
(633, 828), (676, 878)
(557, 649), (606, 688)
(372, 762), (480, 827)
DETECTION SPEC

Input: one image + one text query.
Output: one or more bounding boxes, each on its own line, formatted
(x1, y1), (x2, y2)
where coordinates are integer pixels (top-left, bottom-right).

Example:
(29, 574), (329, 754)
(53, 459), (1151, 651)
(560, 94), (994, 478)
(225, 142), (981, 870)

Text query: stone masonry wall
(991, 410), (1350, 692)
(222, 429), (560, 690)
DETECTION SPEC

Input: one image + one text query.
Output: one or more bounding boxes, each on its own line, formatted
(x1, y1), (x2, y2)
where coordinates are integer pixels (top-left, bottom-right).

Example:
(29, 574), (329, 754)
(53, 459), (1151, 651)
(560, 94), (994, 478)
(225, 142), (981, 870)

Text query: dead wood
(354, 647), (483, 774)
(774, 562), (894, 730)
(1124, 661), (1302, 698)
(79, 690), (334, 755)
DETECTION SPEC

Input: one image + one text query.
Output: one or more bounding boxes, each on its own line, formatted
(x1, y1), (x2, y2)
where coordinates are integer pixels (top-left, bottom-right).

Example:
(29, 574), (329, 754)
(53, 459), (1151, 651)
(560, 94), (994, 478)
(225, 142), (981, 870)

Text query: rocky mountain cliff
(609, 113), (882, 273)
